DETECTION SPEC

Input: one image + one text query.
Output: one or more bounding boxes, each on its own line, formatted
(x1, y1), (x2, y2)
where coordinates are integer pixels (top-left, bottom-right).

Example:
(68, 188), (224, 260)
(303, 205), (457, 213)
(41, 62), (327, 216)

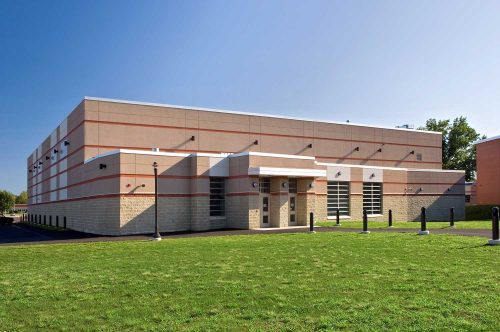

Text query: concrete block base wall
(28, 192), (465, 236)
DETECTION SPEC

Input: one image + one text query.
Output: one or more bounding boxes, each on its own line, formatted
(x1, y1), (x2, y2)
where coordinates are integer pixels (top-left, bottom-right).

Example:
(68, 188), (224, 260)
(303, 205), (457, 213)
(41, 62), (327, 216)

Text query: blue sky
(1, 0), (499, 194)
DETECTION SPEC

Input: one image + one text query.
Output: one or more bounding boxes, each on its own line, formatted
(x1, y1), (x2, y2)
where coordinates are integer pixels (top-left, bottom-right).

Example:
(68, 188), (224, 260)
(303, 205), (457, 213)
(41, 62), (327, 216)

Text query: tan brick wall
(270, 194), (288, 227)
(297, 194), (315, 226)
(226, 195), (252, 229)
(249, 195), (260, 229)
(28, 198), (120, 235)
(408, 195), (465, 221)
(28, 191), (465, 235)
(190, 196), (210, 231)
(119, 196), (191, 234)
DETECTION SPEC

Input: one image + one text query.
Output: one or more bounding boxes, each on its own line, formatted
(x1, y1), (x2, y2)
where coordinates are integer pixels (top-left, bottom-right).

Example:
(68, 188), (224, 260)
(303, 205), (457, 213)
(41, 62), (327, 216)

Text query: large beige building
(27, 97), (465, 235)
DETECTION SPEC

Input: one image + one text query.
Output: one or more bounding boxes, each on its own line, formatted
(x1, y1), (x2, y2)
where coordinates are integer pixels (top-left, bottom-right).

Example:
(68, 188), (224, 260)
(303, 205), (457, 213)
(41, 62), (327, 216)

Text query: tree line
(0, 190), (27, 215)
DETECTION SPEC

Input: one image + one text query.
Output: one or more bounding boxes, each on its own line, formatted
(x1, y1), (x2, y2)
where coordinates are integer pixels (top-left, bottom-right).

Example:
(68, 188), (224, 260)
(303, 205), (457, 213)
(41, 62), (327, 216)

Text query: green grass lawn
(1, 233), (499, 331)
(316, 220), (492, 229)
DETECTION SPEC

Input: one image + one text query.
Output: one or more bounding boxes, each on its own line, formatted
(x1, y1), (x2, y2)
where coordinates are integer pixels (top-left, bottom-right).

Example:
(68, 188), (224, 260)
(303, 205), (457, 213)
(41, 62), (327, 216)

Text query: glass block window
(259, 178), (270, 193)
(288, 178), (297, 194)
(209, 177), (225, 217)
(327, 181), (350, 217)
(363, 182), (382, 215)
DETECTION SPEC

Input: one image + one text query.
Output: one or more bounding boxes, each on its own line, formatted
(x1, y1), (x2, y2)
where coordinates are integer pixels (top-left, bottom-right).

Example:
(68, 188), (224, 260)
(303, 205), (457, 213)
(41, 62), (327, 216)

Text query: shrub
(466, 205), (499, 220)
(0, 216), (14, 225)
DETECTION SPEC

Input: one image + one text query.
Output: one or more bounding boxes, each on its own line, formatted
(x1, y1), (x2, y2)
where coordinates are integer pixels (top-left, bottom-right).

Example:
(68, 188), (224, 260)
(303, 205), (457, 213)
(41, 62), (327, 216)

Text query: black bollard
(450, 207), (455, 227)
(489, 207), (499, 245)
(309, 212), (315, 233)
(361, 209), (370, 234)
(419, 207), (429, 235)
(335, 208), (341, 226)
(388, 209), (393, 227)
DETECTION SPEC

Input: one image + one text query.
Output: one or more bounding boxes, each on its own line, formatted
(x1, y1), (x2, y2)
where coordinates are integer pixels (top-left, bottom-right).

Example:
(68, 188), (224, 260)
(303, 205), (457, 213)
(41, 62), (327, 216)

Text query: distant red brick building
(474, 135), (500, 205)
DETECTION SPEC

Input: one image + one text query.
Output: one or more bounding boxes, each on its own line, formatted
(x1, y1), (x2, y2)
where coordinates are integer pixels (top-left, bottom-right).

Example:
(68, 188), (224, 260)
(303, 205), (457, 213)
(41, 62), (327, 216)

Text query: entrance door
(289, 194), (297, 226)
(260, 194), (270, 227)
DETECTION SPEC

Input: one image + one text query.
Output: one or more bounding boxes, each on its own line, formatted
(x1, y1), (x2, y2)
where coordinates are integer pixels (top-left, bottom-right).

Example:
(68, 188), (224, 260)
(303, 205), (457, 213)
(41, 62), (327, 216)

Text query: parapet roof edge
(473, 134), (500, 145)
(84, 96), (441, 135)
(315, 161), (465, 173)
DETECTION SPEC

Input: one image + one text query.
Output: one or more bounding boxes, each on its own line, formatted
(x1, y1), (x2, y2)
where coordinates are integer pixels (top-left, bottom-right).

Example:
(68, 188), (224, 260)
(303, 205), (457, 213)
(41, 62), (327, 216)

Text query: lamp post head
(153, 162), (158, 169)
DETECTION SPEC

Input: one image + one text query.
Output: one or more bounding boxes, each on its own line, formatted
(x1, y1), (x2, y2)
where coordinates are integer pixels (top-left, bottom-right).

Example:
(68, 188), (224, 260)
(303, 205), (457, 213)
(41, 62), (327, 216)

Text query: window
(259, 178), (270, 193)
(363, 182), (382, 215)
(288, 178), (297, 194)
(327, 181), (350, 217)
(210, 177), (225, 217)
(465, 195), (471, 203)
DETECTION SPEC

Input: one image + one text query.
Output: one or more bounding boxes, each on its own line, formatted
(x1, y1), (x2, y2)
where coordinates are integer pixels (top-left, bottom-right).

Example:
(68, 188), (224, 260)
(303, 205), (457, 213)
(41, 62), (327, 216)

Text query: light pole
(152, 161), (161, 241)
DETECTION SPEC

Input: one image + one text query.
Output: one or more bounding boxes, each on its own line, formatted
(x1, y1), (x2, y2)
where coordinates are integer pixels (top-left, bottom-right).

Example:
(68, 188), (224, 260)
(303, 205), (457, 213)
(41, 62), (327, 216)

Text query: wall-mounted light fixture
(45, 156), (50, 160)
(38, 161), (43, 165)
(336, 171), (342, 177)
(190, 136), (195, 141)
(28, 170), (32, 173)
(410, 150), (415, 155)
(64, 140), (70, 146)
(447, 188), (451, 192)
(309, 183), (315, 188)
(99, 163), (107, 169)
(141, 184), (146, 188)
(370, 173), (375, 178)
(252, 181), (258, 188)
(354, 146), (360, 151)
(377, 148), (382, 152)
(253, 140), (259, 145)
(53, 149), (58, 154)
(419, 187), (424, 192)
(282, 182), (288, 188)
(307, 143), (313, 148)
(34, 166), (37, 169)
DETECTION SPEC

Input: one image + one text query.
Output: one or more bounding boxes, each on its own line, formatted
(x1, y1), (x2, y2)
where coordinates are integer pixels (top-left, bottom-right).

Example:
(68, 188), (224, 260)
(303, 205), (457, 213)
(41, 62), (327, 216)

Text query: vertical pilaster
(270, 177), (289, 228)
(297, 178), (316, 226)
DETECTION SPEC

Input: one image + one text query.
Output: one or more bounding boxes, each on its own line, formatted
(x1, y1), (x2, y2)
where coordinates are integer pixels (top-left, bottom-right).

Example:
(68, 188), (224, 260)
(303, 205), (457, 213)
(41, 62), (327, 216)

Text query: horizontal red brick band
(29, 192), (210, 205)
(28, 162), (84, 190)
(315, 179), (464, 185)
(226, 192), (260, 197)
(89, 119), (441, 149)
(29, 114), (441, 171)
(28, 119), (86, 169)
(316, 156), (440, 165)
(28, 191), (464, 206)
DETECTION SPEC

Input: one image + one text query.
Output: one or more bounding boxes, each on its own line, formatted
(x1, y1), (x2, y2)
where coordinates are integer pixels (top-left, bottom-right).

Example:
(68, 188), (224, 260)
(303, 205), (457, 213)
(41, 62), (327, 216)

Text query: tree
(0, 190), (16, 215)
(419, 117), (485, 181)
(16, 191), (28, 204)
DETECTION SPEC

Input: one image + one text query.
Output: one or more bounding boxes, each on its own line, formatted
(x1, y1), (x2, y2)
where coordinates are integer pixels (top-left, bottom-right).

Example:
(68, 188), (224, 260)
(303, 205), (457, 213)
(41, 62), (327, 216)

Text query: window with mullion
(327, 181), (350, 217)
(209, 177), (225, 217)
(362, 182), (383, 215)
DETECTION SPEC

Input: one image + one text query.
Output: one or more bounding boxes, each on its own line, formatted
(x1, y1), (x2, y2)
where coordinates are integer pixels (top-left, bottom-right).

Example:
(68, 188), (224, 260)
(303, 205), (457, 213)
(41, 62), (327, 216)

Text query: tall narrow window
(327, 181), (350, 217)
(288, 178), (297, 194)
(363, 182), (382, 215)
(259, 178), (270, 193)
(210, 177), (225, 217)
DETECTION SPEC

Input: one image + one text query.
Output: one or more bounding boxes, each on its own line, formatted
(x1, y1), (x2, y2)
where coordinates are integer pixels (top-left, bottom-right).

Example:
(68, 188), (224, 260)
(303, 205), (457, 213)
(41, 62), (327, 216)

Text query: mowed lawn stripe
(0, 233), (499, 331)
